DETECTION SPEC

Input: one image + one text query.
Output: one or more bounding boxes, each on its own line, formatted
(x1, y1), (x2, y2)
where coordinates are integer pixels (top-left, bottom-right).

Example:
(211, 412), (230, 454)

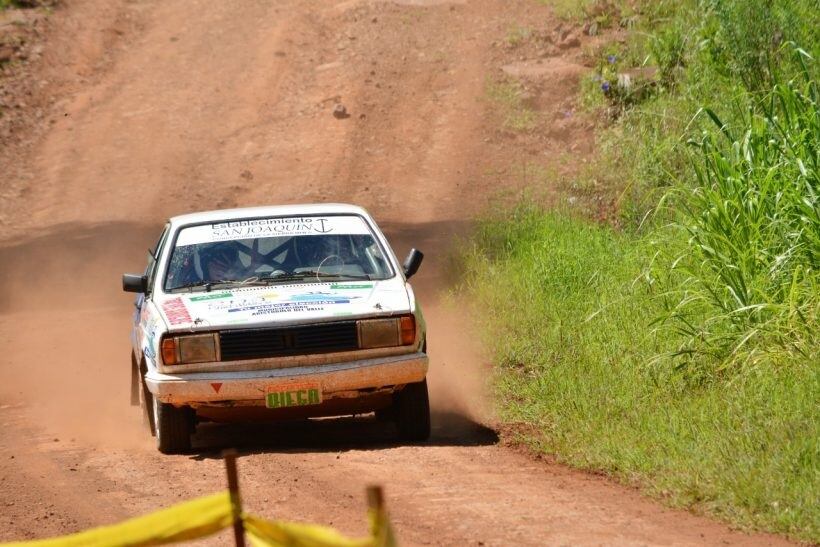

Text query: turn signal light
(400, 315), (416, 345)
(161, 338), (178, 366)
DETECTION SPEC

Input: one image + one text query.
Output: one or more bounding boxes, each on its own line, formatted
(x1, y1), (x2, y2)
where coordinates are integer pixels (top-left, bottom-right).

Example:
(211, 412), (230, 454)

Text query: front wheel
(137, 361), (155, 435)
(152, 396), (193, 454)
(394, 379), (431, 442)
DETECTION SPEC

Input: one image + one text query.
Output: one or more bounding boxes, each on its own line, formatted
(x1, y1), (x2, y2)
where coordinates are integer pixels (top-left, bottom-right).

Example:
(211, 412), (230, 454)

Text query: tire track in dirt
(0, 0), (795, 545)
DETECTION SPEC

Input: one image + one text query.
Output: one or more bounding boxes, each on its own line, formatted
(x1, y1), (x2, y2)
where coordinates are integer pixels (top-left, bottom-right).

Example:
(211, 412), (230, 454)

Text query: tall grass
(658, 61), (819, 374)
(704, 0), (820, 93)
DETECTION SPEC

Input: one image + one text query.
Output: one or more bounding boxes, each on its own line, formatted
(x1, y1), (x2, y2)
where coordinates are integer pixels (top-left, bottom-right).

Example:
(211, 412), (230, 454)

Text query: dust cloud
(424, 302), (493, 424)
(380, 220), (495, 431)
(0, 222), (160, 448)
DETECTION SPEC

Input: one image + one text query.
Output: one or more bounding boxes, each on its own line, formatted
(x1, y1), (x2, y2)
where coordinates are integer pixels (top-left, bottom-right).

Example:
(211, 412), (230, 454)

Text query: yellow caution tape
(2, 492), (397, 547)
(243, 515), (372, 547)
(243, 508), (395, 547)
(367, 509), (397, 547)
(1, 492), (234, 547)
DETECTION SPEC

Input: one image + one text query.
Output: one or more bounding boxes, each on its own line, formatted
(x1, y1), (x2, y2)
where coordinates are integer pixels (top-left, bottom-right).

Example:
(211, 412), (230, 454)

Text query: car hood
(155, 279), (411, 332)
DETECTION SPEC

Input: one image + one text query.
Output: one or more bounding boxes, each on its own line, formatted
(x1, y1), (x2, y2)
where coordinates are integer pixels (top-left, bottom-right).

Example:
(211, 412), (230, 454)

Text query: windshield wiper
(299, 271), (372, 280)
(169, 278), (273, 293)
(168, 281), (210, 293)
(171, 273), (372, 292)
(259, 271), (372, 283)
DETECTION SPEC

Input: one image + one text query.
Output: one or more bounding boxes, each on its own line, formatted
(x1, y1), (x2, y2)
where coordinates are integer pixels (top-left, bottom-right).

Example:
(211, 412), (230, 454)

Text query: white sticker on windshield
(175, 216), (372, 246)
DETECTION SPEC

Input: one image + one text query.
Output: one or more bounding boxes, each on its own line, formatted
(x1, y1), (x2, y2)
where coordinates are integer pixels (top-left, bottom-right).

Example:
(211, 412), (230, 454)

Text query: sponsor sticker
(329, 283), (374, 290)
(235, 302), (325, 316)
(175, 215), (371, 246)
(162, 297), (192, 325)
(265, 382), (322, 409)
(189, 292), (233, 302)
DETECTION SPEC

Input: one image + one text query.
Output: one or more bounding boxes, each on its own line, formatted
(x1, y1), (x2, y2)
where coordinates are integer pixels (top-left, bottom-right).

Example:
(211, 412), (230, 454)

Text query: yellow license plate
(265, 382), (322, 409)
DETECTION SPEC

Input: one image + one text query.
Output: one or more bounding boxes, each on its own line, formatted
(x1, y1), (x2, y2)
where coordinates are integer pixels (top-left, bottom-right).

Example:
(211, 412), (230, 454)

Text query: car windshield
(164, 215), (393, 292)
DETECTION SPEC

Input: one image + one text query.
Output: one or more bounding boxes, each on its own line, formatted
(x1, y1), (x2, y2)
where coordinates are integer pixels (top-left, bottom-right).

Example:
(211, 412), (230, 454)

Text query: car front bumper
(145, 351), (428, 407)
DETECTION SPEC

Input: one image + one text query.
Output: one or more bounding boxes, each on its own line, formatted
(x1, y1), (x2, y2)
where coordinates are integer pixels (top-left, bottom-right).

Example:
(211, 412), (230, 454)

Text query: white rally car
(123, 204), (429, 453)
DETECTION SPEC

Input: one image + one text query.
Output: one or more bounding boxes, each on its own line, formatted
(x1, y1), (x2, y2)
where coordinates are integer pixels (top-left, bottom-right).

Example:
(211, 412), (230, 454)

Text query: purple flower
(607, 54), (617, 64)
(601, 81), (611, 92)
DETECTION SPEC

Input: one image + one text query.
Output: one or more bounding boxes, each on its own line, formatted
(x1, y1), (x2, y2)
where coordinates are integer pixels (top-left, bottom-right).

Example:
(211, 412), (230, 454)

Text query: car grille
(219, 321), (359, 361)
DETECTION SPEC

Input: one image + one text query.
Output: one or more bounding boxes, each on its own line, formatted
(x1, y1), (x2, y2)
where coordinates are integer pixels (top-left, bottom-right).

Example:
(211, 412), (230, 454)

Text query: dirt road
(0, 1), (793, 545)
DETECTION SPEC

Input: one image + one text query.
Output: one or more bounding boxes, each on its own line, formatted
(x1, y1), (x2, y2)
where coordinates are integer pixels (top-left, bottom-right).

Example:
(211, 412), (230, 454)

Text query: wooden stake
(223, 449), (246, 547)
(366, 485), (384, 512)
(367, 485), (393, 546)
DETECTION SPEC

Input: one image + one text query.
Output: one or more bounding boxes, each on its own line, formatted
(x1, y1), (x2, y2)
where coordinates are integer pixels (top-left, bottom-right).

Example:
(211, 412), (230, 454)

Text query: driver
(199, 242), (247, 281)
(292, 235), (333, 268)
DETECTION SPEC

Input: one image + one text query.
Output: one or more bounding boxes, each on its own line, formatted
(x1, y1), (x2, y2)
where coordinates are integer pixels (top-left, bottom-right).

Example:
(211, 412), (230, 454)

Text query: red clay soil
(0, 1), (795, 545)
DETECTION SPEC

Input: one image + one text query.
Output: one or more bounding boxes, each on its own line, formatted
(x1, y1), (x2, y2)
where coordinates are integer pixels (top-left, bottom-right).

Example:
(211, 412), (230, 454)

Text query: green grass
(463, 0), (820, 541)
(657, 69), (819, 375)
(485, 78), (538, 132)
(538, 0), (633, 25)
(505, 24), (532, 47)
(1, 0), (32, 8)
(536, 0), (588, 20)
(461, 205), (819, 540)
(0, 0), (53, 10)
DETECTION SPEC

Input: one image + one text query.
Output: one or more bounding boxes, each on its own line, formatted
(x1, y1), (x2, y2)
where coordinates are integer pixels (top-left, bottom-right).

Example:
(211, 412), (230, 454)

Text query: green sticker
(266, 389), (320, 408)
(329, 283), (374, 290)
(189, 292), (233, 302)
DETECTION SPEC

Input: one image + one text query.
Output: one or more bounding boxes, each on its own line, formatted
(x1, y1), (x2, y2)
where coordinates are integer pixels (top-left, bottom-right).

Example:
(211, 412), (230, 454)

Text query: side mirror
(402, 249), (424, 280)
(122, 274), (148, 293)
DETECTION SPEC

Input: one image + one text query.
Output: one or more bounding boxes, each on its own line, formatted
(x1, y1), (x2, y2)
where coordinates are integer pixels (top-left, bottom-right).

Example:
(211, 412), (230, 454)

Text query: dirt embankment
(0, 1), (793, 545)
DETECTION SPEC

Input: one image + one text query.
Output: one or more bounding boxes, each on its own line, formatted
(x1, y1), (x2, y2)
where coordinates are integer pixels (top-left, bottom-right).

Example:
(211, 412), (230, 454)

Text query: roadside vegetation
(463, 0), (819, 540)
(485, 78), (538, 132)
(0, 0), (51, 9)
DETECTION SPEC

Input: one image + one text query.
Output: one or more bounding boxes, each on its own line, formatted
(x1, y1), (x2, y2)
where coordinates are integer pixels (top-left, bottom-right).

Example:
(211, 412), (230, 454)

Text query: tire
(394, 379), (431, 442)
(152, 396), (193, 454)
(137, 360), (156, 436)
(130, 353), (140, 406)
(374, 407), (395, 422)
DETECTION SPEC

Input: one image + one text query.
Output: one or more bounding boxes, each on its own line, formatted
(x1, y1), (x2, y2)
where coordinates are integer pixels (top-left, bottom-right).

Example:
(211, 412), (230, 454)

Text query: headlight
(358, 315), (416, 348)
(161, 333), (219, 366)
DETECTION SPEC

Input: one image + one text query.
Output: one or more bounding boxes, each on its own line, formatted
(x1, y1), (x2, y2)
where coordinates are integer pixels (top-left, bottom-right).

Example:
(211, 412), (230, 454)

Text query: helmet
(199, 241), (239, 265)
(293, 236), (333, 266)
(199, 242), (243, 280)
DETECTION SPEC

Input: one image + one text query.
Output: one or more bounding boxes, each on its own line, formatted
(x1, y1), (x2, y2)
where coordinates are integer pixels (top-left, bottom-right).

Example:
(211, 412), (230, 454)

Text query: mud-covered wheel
(137, 360), (156, 435)
(395, 379), (431, 442)
(374, 405), (395, 422)
(152, 396), (193, 454)
(130, 353), (141, 406)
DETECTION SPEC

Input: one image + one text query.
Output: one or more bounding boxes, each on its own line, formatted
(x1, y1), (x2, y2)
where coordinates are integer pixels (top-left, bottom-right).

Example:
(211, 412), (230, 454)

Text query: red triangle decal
(210, 383), (223, 393)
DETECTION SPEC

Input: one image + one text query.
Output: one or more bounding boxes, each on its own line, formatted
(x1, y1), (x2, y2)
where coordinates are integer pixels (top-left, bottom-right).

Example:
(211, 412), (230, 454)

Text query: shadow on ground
(189, 410), (498, 458)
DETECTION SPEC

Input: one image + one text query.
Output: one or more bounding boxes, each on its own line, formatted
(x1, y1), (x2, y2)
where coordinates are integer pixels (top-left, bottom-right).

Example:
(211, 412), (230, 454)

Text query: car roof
(168, 203), (373, 228)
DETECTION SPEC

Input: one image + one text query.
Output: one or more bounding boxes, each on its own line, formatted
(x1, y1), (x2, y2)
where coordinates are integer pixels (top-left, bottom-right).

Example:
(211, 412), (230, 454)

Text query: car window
(164, 215), (394, 291)
(145, 223), (170, 293)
